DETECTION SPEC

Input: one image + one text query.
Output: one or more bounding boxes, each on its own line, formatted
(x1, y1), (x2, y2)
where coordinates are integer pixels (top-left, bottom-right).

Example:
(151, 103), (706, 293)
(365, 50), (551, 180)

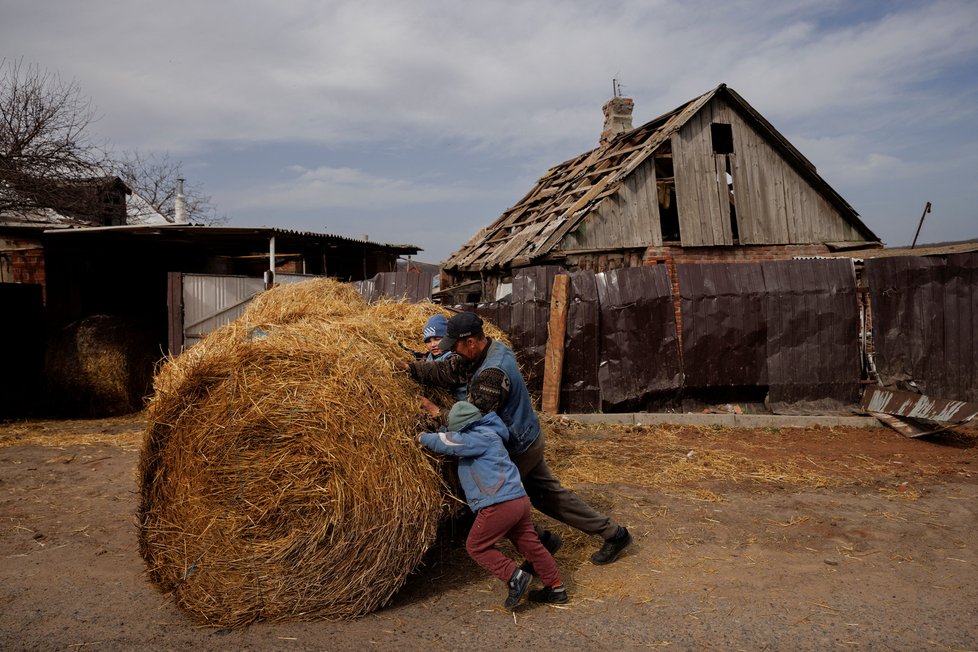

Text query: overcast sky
(3, 0), (977, 263)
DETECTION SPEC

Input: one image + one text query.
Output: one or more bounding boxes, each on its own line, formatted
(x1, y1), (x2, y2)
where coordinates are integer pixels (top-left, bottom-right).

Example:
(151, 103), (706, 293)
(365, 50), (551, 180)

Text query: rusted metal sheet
(863, 386), (978, 424)
(679, 262), (766, 387)
(510, 266), (565, 393)
(474, 301), (512, 337)
(560, 270), (601, 413)
(595, 265), (682, 409)
(679, 259), (860, 407)
(864, 252), (978, 403)
(761, 258), (861, 406)
(355, 271), (434, 303)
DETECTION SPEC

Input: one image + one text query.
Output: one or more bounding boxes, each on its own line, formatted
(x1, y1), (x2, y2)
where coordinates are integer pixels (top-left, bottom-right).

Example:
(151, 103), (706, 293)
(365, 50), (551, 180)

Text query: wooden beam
(166, 271), (184, 355)
(541, 274), (570, 414)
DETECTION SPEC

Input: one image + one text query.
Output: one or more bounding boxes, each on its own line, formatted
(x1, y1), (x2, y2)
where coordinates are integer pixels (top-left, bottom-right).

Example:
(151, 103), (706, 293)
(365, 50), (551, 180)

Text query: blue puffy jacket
(418, 412), (526, 512)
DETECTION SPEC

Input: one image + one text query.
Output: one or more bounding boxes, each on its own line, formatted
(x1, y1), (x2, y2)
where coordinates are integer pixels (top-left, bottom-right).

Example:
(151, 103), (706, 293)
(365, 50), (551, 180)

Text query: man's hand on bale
(396, 360), (411, 372)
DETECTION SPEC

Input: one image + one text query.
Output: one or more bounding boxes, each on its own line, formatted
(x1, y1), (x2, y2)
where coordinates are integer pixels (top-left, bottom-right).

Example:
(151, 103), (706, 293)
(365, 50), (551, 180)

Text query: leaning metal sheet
(865, 252), (978, 403)
(678, 262), (766, 388)
(595, 265), (682, 409)
(761, 258), (861, 405)
(560, 271), (601, 413)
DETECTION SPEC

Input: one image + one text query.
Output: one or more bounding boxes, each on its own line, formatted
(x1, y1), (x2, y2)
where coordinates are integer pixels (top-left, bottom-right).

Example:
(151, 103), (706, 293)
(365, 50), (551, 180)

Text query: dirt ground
(1, 415), (976, 652)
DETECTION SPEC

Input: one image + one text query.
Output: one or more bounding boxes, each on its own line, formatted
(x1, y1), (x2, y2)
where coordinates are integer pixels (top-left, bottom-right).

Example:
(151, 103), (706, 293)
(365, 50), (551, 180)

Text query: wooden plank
(637, 157), (663, 246)
(541, 274), (570, 414)
(167, 271), (184, 355)
(715, 153), (733, 242)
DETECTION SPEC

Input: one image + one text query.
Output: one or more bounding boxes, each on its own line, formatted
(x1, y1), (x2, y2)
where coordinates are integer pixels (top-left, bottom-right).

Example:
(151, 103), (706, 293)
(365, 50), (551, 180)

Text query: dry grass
(138, 279), (471, 626)
(0, 416), (144, 449)
(543, 419), (841, 497)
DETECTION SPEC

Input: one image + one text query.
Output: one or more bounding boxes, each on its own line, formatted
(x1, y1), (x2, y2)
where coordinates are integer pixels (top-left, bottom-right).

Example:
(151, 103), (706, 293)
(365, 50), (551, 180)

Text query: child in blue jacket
(417, 401), (568, 609)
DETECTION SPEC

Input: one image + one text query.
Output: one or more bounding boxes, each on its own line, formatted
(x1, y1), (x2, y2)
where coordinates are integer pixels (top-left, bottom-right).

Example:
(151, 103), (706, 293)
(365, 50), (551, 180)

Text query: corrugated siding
(442, 259), (938, 413)
(560, 270), (601, 412)
(181, 273), (312, 348)
(865, 252), (978, 402)
(761, 258), (861, 405)
(354, 271), (434, 303)
(680, 262), (767, 386)
(679, 259), (860, 403)
(510, 266), (565, 392)
(595, 266), (683, 408)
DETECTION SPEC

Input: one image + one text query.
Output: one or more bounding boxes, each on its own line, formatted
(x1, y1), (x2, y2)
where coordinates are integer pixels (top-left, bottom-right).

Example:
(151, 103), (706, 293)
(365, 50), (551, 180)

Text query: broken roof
(445, 83), (878, 273)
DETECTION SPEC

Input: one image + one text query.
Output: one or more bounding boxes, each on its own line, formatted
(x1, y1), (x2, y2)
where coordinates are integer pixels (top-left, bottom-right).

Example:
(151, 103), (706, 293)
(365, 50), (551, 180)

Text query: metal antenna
(911, 201), (932, 249)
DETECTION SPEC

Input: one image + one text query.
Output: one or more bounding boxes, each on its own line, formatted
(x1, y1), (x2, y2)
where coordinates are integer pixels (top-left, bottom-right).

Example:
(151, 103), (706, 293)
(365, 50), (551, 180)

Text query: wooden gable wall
(672, 96), (865, 247)
(558, 155), (662, 252)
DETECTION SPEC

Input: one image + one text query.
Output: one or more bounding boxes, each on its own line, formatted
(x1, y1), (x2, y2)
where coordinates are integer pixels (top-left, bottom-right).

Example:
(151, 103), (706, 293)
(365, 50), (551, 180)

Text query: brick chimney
(600, 96), (634, 146)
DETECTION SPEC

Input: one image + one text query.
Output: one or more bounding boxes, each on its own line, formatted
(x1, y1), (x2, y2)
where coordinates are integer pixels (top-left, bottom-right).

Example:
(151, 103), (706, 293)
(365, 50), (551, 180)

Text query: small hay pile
(138, 279), (480, 626)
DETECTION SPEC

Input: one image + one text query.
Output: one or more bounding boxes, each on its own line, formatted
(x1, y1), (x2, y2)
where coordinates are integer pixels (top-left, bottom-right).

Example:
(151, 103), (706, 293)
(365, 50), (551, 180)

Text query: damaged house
(439, 83), (881, 303)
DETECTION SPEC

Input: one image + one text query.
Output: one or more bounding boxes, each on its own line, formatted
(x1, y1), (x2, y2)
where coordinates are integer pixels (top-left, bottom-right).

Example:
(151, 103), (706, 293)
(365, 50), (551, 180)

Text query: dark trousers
(466, 496), (560, 586)
(513, 431), (619, 540)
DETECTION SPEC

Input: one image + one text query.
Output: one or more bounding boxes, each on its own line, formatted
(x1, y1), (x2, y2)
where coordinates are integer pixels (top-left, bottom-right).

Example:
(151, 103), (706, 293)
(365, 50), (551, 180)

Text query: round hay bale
(242, 276), (367, 325)
(45, 314), (155, 417)
(138, 280), (452, 626)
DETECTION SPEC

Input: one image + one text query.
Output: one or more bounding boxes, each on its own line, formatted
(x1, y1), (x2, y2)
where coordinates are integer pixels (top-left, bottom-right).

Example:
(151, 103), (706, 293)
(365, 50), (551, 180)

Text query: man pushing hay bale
(137, 278), (477, 626)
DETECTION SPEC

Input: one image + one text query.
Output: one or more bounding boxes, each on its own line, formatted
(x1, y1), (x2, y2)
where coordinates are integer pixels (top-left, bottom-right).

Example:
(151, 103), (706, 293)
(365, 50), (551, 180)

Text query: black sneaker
(528, 584), (569, 604)
(590, 527), (632, 565)
(519, 530), (563, 574)
(504, 569), (533, 610)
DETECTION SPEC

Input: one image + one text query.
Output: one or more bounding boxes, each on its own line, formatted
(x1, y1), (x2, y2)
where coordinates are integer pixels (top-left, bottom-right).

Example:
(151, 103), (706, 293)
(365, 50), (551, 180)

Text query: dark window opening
(654, 153), (681, 242)
(711, 122), (734, 155)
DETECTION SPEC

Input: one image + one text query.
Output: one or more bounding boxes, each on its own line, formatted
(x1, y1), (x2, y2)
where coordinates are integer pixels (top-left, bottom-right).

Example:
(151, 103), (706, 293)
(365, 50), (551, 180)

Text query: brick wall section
(643, 243), (833, 347)
(1, 238), (47, 303)
(275, 259), (302, 274)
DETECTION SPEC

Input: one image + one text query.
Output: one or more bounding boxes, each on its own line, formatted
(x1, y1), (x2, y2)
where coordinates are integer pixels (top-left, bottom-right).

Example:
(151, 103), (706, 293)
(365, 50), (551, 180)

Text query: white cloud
(791, 134), (912, 186)
(230, 164), (489, 212)
(5, 0), (976, 152)
(3, 0), (977, 253)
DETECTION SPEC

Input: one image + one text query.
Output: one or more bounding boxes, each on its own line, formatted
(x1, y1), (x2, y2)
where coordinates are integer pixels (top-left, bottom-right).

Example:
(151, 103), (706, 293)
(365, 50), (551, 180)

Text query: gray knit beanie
(447, 401), (483, 432)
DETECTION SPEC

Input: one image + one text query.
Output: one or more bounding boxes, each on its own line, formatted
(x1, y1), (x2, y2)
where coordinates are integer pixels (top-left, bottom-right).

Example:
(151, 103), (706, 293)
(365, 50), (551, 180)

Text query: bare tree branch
(0, 58), (111, 220)
(1, 59), (226, 227)
(114, 150), (226, 225)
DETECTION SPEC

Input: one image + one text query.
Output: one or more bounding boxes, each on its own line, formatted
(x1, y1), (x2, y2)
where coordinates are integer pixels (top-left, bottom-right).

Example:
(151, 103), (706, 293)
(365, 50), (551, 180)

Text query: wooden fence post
(541, 274), (569, 414)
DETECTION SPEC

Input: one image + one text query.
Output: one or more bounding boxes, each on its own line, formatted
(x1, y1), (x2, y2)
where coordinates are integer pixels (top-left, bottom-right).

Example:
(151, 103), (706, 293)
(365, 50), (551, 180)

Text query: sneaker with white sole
(504, 568), (533, 610)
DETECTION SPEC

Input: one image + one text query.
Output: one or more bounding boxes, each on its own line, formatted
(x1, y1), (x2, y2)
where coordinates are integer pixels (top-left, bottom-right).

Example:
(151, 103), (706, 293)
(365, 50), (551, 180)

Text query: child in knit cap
(417, 401), (568, 610)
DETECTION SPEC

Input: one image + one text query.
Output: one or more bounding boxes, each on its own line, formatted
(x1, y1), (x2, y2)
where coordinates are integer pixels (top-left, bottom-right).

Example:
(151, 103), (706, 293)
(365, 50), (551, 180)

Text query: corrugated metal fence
(361, 254), (976, 413)
(864, 252), (978, 403)
(275, 254), (975, 414)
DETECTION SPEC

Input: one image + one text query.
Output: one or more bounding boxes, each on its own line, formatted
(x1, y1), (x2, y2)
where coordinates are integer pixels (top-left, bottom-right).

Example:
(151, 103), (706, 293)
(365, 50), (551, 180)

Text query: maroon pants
(465, 495), (560, 586)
